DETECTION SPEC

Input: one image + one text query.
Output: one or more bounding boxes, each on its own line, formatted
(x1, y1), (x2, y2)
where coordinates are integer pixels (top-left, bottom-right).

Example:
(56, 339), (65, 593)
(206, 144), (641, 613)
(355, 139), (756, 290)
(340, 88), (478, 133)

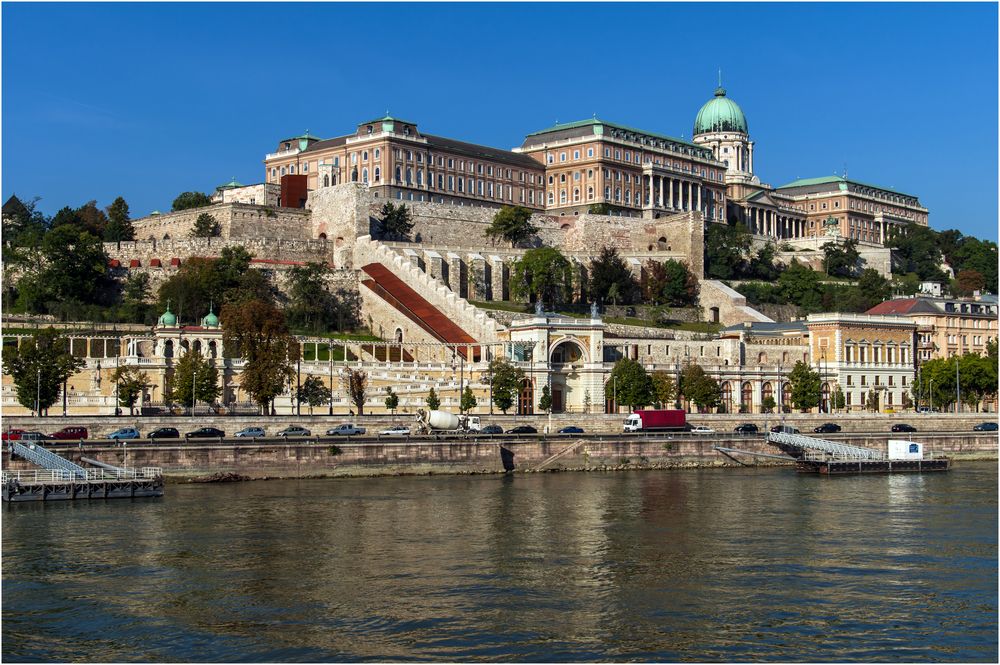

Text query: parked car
(277, 426), (311, 438)
(558, 426), (584, 434)
(234, 427), (265, 438)
(379, 425), (411, 436)
(148, 427), (180, 440)
(49, 426), (88, 440)
(916, 406), (939, 414)
(326, 424), (365, 436)
(690, 425), (715, 434)
(19, 431), (54, 442)
(186, 427), (225, 439)
(107, 427), (141, 440)
(1, 428), (25, 441)
(508, 425), (538, 435)
(733, 423), (759, 434)
(813, 423), (842, 434)
(973, 422), (998, 432)
(479, 425), (503, 434)
(770, 425), (800, 434)
(891, 423), (917, 433)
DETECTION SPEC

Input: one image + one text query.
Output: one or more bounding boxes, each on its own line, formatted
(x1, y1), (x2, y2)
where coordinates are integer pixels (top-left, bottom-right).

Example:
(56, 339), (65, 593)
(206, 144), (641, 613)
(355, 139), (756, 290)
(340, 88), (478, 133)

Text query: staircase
(9, 442), (88, 479)
(354, 236), (500, 342)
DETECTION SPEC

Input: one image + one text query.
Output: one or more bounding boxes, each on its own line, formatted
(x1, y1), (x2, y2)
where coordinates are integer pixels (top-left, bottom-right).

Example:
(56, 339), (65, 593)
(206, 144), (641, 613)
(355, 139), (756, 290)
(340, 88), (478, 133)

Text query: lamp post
(955, 356), (961, 414)
(35, 367), (41, 417)
(929, 378), (934, 412)
(613, 375), (617, 414)
(192, 368), (197, 418)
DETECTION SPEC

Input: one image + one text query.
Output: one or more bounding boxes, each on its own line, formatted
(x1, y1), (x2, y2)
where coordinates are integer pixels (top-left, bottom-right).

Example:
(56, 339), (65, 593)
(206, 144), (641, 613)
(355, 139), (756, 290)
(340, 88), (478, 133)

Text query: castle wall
(131, 204), (311, 241)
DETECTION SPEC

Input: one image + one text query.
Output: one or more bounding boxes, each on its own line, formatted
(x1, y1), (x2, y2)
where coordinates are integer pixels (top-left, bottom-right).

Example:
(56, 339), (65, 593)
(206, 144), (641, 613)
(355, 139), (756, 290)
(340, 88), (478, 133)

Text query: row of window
(844, 375), (908, 388)
(543, 147), (720, 180)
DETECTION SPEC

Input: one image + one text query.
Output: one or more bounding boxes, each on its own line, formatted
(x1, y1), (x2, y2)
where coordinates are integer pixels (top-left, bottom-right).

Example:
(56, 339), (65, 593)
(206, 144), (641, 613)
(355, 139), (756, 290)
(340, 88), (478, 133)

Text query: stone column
(697, 185), (702, 213)
(667, 178), (673, 209)
(489, 255), (504, 301)
(425, 250), (443, 282)
(657, 176), (664, 208)
(467, 253), (486, 300)
(446, 252), (462, 293)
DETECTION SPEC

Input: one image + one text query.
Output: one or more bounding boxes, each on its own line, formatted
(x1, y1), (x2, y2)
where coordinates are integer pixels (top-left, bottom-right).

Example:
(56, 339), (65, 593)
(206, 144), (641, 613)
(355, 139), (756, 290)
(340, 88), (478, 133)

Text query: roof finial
(718, 68), (722, 87)
(166, 298), (171, 311)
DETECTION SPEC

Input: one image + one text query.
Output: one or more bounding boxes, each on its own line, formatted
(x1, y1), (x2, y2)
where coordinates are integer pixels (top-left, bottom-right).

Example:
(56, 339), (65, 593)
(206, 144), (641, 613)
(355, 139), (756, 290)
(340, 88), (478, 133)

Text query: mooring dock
(3, 442), (163, 502)
(767, 432), (951, 475)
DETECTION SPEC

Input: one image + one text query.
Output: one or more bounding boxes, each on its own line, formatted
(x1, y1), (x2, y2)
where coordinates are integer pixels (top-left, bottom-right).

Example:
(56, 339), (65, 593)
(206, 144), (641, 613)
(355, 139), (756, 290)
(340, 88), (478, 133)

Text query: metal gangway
(767, 432), (885, 461)
(8, 442), (89, 479)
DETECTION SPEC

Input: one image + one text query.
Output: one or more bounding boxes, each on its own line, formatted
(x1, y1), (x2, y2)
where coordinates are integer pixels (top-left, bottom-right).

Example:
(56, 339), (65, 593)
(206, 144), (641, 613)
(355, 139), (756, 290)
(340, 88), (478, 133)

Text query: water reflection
(3, 464), (997, 662)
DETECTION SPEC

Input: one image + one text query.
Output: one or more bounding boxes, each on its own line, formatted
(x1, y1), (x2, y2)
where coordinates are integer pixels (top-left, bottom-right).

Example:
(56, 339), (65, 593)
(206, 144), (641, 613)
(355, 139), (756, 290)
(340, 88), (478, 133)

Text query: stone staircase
(354, 235), (501, 342)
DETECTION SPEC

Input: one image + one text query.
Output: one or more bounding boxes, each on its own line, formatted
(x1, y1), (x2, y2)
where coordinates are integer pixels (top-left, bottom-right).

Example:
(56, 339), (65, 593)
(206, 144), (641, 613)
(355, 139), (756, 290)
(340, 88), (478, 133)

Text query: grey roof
(299, 132), (540, 170)
(722, 320), (808, 335)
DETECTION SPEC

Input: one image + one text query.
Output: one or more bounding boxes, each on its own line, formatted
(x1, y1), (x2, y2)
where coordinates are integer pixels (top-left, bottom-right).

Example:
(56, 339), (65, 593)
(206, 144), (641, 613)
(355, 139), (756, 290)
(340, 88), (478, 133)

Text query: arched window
(721, 382), (733, 412)
(323, 175), (330, 187)
(395, 167), (401, 182)
(374, 148), (380, 159)
(587, 187), (594, 200)
(374, 167), (381, 182)
(741, 382), (753, 413)
(406, 168), (412, 185)
(758, 352), (767, 364)
(573, 188), (580, 202)
(362, 150), (368, 161)
(761, 382), (773, 409)
(362, 167), (369, 183)
(417, 170), (423, 186)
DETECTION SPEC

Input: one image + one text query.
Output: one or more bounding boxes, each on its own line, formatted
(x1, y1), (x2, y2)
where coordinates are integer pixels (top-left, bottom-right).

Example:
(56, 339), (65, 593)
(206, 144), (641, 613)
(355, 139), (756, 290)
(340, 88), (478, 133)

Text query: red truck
(623, 409), (688, 432)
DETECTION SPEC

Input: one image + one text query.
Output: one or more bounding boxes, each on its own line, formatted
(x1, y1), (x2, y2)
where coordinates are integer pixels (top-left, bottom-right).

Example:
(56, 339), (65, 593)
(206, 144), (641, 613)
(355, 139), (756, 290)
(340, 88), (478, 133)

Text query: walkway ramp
(9, 442), (88, 479)
(767, 432), (885, 461)
(361, 263), (479, 359)
(534, 439), (587, 471)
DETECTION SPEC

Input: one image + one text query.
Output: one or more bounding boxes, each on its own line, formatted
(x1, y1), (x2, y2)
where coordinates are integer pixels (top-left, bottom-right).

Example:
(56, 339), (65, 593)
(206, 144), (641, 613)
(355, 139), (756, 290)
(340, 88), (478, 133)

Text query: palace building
(261, 85), (927, 248)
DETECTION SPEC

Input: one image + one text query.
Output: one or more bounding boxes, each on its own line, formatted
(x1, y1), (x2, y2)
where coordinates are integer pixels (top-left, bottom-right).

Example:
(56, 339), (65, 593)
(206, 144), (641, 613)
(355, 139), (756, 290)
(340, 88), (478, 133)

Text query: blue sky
(3, 2), (997, 240)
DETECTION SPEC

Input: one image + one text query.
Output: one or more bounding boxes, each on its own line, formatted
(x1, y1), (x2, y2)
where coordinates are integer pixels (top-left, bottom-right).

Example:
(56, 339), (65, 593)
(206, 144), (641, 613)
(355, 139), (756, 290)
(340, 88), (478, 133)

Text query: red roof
(150, 258), (162, 267)
(866, 299), (917, 315)
(170, 258), (181, 266)
(129, 259), (141, 268)
(108, 259), (121, 268)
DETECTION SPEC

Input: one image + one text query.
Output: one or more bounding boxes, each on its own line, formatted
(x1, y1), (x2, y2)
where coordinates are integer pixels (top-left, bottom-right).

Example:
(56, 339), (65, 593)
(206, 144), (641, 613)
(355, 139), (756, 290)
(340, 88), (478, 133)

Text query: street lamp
(35, 367), (41, 417)
(192, 368), (197, 418)
(929, 378), (934, 412)
(955, 356), (961, 414)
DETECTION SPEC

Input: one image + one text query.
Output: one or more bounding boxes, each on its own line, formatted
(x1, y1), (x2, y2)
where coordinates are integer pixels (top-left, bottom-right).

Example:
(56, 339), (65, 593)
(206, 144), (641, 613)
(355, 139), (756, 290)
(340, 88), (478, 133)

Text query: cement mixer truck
(415, 409), (483, 434)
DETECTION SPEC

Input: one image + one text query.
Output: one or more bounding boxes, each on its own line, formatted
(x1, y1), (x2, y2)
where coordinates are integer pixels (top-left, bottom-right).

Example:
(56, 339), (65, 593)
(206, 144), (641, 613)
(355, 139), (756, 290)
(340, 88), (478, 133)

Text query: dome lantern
(158, 301), (177, 327)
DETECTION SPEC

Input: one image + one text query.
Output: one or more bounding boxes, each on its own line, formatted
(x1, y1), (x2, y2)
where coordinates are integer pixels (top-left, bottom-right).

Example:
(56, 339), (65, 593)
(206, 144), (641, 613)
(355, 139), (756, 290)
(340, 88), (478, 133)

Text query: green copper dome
(693, 87), (748, 135)
(201, 306), (219, 328)
(158, 305), (177, 327)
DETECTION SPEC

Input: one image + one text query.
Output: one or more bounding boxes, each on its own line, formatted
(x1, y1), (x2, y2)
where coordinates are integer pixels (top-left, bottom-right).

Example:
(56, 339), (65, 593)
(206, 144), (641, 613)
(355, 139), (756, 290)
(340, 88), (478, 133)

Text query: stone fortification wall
(307, 184), (373, 268)
(131, 204), (311, 241)
(768, 236), (893, 278)
(105, 237), (332, 266)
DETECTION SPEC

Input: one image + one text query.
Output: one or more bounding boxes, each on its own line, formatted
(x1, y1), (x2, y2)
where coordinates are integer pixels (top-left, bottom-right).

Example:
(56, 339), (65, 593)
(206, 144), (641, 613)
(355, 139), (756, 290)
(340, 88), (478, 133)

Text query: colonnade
(746, 206), (806, 239)
(642, 174), (725, 221)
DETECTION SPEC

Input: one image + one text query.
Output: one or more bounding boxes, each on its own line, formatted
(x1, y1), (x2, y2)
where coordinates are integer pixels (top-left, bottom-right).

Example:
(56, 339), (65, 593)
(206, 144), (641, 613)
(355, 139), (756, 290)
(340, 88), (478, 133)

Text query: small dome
(693, 87), (748, 135)
(201, 307), (219, 328)
(158, 305), (177, 327)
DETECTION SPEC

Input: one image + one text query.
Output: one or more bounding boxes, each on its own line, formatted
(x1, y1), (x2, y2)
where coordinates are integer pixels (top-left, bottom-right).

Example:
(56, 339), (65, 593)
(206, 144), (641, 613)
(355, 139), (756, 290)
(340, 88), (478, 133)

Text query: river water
(2, 463), (997, 662)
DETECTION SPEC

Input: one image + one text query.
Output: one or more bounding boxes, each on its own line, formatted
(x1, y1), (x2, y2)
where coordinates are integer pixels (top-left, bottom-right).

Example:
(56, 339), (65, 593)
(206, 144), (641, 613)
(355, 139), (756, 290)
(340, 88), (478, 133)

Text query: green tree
(343, 368), (368, 415)
(778, 260), (824, 313)
(887, 222), (948, 282)
(426, 387), (441, 411)
(104, 196), (134, 241)
(121, 272), (152, 323)
(823, 239), (861, 278)
(490, 357), (525, 414)
(221, 299), (294, 414)
(589, 247), (639, 305)
(385, 387), (399, 414)
(172, 191), (213, 212)
(609, 358), (654, 410)
(191, 213), (221, 238)
(651, 371), (677, 408)
(644, 259), (699, 307)
(831, 385), (846, 410)
(16, 224), (109, 313)
(679, 363), (721, 411)
(538, 384), (552, 413)
(587, 202), (624, 215)
(1, 195), (48, 252)
(170, 349), (220, 408)
(287, 262), (337, 333)
(485, 205), (538, 248)
(74, 200), (109, 238)
(787, 360), (820, 411)
(297, 375), (331, 415)
(1, 328), (83, 415)
(110, 365), (151, 415)
(510, 247), (574, 308)
(377, 202), (414, 241)
(460, 386), (477, 414)
(951, 237), (998, 293)
(761, 396), (776, 413)
(704, 222), (752, 280)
